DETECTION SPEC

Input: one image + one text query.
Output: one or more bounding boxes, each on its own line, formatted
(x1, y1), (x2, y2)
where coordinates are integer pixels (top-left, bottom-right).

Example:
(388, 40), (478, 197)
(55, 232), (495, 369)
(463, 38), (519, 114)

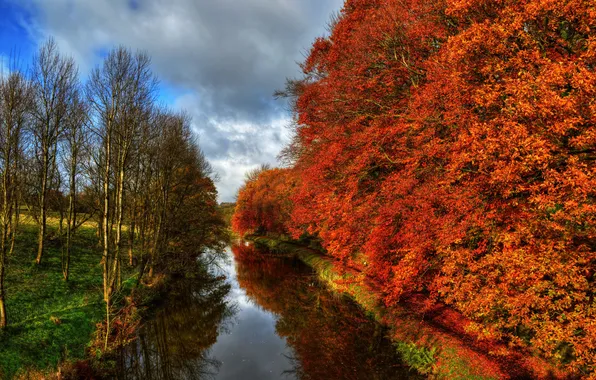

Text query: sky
(0, 0), (344, 202)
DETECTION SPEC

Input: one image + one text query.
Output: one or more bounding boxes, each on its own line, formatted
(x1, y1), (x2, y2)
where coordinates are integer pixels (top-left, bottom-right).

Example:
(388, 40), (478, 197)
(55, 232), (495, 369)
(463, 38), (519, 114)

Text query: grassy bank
(249, 236), (566, 380)
(0, 215), (136, 379)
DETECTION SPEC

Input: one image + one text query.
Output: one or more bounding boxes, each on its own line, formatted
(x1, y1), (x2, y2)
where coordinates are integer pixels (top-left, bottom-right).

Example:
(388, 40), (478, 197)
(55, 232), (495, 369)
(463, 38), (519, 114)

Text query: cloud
(176, 90), (293, 202)
(14, 0), (344, 201)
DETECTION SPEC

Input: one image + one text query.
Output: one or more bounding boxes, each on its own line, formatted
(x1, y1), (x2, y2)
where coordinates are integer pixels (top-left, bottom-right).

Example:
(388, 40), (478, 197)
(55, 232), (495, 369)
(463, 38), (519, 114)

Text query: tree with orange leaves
(232, 167), (296, 237)
(234, 0), (596, 374)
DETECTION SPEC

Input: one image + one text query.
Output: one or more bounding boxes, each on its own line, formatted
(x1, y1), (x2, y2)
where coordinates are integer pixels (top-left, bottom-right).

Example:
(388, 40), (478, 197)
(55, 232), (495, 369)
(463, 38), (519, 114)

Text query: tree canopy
(233, 0), (596, 374)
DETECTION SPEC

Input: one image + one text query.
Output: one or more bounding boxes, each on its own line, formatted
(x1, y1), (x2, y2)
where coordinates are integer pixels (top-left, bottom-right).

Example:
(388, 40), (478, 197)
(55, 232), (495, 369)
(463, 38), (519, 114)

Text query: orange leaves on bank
(232, 168), (296, 237)
(233, 0), (596, 374)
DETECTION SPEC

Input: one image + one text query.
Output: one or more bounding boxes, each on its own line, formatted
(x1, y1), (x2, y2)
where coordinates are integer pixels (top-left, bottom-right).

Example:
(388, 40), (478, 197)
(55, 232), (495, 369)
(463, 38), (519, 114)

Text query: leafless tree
(0, 69), (33, 328)
(61, 89), (88, 281)
(86, 46), (156, 349)
(30, 38), (78, 265)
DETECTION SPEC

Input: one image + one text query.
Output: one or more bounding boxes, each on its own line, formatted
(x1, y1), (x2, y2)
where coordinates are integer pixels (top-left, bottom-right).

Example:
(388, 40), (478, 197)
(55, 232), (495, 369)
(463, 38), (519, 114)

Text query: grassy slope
(0, 215), (134, 379)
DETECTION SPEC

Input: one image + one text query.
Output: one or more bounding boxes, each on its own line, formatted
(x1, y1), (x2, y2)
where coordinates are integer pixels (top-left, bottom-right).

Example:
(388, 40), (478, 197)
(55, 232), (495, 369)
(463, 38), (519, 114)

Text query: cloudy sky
(0, 0), (344, 201)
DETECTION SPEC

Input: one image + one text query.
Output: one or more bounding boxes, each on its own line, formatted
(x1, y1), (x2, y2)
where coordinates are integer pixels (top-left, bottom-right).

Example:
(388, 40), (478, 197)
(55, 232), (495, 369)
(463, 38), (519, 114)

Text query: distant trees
(0, 41), (224, 333)
(232, 167), (295, 237)
(233, 0), (596, 375)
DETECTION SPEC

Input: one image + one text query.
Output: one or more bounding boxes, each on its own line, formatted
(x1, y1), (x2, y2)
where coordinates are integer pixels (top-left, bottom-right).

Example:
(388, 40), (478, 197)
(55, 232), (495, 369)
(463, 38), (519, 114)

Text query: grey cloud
(17, 0), (344, 200)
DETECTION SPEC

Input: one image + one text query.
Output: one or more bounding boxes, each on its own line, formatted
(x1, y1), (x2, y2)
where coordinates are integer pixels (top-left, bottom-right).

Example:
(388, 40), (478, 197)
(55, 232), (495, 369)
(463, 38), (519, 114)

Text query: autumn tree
(233, 0), (596, 374)
(143, 110), (226, 277)
(232, 167), (296, 237)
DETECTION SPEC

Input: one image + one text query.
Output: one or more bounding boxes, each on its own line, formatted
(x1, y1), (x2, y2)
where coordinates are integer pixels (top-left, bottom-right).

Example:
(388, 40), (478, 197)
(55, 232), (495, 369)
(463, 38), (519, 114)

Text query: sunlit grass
(0, 213), (135, 379)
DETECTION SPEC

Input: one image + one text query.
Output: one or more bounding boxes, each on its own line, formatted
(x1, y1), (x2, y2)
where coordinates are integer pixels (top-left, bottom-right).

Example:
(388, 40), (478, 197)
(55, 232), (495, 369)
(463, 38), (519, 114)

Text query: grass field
(0, 214), (136, 379)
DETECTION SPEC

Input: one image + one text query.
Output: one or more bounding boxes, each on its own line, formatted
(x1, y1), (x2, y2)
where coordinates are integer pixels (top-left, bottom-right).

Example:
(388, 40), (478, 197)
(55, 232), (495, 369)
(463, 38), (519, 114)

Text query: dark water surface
(114, 243), (420, 379)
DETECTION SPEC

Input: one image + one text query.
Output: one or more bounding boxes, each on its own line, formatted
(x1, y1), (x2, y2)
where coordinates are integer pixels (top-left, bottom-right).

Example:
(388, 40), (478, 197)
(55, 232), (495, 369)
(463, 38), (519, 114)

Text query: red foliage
(233, 0), (596, 374)
(232, 168), (296, 236)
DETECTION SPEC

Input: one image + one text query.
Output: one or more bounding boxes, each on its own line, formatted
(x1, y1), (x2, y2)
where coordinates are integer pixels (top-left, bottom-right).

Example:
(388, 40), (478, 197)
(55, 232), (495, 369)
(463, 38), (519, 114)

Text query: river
(112, 242), (421, 379)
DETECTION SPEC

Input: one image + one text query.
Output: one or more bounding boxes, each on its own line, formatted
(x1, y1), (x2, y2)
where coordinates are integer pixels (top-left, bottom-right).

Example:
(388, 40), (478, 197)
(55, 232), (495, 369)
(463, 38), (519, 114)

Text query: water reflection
(207, 246), (297, 379)
(114, 244), (420, 379)
(231, 243), (419, 380)
(115, 269), (234, 380)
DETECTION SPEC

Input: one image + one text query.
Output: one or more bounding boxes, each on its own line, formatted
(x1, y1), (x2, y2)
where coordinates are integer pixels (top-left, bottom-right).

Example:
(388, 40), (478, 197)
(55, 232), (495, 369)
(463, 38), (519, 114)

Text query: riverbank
(0, 215), (139, 379)
(249, 236), (568, 380)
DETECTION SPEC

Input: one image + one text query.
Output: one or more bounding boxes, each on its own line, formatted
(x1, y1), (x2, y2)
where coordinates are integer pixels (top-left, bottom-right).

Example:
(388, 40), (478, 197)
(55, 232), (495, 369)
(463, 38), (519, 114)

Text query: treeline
(0, 39), (225, 336)
(232, 0), (596, 375)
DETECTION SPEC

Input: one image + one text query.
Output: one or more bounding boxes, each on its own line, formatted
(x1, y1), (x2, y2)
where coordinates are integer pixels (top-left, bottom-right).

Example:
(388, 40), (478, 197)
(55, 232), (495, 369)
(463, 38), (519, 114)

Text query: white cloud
(15, 0), (344, 201)
(178, 91), (293, 201)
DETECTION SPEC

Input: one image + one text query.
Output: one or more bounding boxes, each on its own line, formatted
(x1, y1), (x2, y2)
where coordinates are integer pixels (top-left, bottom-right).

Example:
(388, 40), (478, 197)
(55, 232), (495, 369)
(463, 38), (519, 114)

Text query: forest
(232, 0), (596, 377)
(0, 39), (226, 377)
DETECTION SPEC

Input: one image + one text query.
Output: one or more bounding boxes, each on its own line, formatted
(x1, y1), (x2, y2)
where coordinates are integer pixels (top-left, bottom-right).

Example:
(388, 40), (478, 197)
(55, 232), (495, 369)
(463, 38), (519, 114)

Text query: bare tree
(30, 38), (78, 265)
(127, 109), (158, 267)
(0, 70), (33, 328)
(86, 46), (156, 350)
(61, 90), (88, 281)
(113, 52), (156, 288)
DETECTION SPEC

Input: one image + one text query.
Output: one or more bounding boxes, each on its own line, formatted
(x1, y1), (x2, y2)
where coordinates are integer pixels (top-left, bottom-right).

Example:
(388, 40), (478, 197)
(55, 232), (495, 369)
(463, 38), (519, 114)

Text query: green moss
(395, 342), (436, 374)
(436, 348), (499, 380)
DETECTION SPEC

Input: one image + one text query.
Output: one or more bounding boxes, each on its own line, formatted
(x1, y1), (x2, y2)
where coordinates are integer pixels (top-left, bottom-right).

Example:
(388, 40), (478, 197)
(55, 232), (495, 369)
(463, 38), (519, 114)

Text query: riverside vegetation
(232, 0), (596, 378)
(0, 39), (227, 378)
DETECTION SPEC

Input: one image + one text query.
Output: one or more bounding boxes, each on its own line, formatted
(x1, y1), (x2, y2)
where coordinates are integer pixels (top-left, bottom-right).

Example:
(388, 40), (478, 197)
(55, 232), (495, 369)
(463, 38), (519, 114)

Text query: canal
(113, 242), (421, 379)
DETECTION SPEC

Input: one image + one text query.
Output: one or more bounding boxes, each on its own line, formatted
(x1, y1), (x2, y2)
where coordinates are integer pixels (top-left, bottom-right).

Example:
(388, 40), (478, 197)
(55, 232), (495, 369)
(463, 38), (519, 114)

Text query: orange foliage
(233, 0), (596, 374)
(232, 168), (296, 236)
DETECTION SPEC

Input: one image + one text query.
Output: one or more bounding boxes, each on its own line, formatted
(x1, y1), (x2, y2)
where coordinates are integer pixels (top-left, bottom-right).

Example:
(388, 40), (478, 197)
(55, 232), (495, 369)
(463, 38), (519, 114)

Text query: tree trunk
(104, 297), (110, 351)
(36, 154), (48, 265)
(63, 188), (74, 281)
(103, 132), (111, 303)
(63, 155), (77, 281)
(0, 263), (6, 328)
(115, 159), (125, 289)
(59, 203), (64, 236)
(0, 167), (10, 328)
(97, 214), (103, 248)
(9, 201), (18, 257)
(128, 216), (135, 266)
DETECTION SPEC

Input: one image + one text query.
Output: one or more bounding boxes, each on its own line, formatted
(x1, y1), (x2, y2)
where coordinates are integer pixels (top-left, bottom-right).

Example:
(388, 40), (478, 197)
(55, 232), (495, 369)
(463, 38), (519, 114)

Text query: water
(113, 243), (420, 379)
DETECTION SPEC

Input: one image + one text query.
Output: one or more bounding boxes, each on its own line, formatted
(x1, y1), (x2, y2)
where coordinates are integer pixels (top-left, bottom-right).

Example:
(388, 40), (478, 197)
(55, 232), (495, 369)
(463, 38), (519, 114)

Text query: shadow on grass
(0, 216), (135, 379)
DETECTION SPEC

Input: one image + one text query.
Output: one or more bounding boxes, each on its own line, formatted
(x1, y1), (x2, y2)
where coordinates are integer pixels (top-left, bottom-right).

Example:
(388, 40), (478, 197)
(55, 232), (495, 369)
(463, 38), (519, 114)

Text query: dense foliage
(233, 0), (596, 375)
(231, 167), (295, 236)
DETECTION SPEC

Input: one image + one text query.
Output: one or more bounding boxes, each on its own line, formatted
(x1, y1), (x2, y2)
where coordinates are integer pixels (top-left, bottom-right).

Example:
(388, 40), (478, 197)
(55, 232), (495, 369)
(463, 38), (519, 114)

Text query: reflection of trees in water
(232, 243), (421, 380)
(115, 267), (235, 380)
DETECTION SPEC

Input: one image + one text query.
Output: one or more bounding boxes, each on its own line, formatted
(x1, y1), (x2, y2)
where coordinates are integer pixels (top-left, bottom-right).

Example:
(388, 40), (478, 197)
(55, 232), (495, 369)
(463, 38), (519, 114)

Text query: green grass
(0, 215), (135, 379)
(395, 342), (437, 375)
